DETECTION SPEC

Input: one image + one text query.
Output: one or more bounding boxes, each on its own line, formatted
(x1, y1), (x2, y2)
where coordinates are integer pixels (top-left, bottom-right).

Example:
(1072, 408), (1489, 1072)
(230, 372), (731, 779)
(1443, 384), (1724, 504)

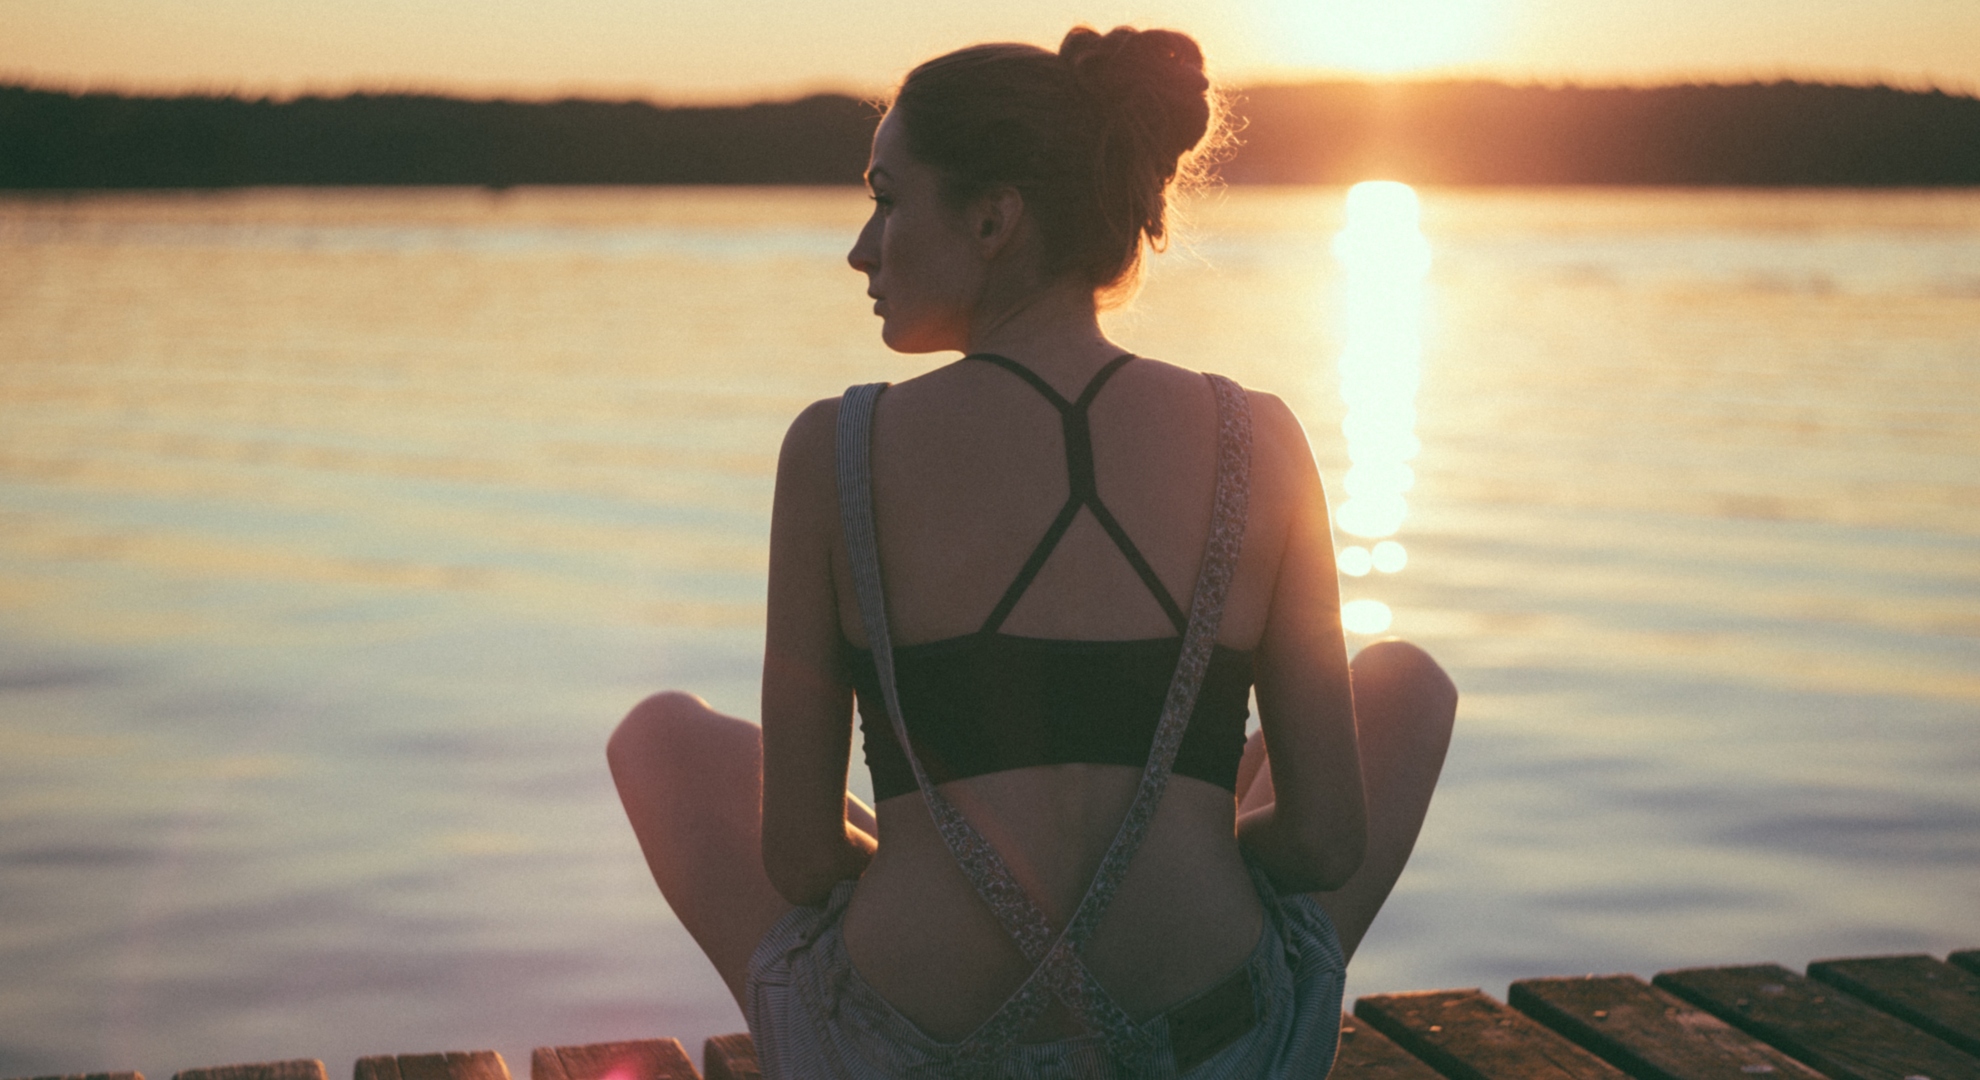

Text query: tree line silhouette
(3, 80), (1976, 188)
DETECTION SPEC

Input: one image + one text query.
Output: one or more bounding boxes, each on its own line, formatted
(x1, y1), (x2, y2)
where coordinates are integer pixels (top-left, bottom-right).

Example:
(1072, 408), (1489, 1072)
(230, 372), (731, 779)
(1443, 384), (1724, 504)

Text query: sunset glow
(1332, 179), (1426, 544)
(0, 0), (1973, 100)
(1255, 0), (1500, 74)
(1332, 180), (1429, 635)
(1341, 598), (1396, 635)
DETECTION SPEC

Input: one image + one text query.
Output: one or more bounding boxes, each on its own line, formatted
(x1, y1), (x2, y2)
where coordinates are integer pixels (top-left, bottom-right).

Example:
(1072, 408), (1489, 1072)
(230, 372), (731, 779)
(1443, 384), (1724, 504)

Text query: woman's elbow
(763, 846), (830, 906)
(765, 864), (835, 908)
(1309, 829), (1366, 892)
(1243, 807), (1365, 893)
(1288, 817), (1366, 893)
(762, 826), (862, 907)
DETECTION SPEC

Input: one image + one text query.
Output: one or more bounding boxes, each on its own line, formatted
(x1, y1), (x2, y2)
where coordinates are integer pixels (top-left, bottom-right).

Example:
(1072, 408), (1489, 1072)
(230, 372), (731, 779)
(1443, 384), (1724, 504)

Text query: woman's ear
(971, 187), (1026, 258)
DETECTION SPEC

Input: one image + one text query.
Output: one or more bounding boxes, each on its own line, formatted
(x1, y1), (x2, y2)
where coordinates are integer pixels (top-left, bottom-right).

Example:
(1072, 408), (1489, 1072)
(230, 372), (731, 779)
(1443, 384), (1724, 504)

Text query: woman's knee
(607, 690), (759, 792)
(608, 690), (706, 767)
(1351, 639), (1458, 718)
(609, 691), (762, 841)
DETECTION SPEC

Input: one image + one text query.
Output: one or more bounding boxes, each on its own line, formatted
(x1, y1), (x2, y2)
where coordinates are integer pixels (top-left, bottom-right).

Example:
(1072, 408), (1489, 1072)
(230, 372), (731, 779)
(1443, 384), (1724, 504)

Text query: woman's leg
(1239, 639), (1457, 961)
(607, 691), (795, 1007)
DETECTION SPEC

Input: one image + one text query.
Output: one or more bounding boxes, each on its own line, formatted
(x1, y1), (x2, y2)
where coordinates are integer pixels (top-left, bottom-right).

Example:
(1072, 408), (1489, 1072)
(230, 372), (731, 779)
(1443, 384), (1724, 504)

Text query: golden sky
(3, 0), (1976, 100)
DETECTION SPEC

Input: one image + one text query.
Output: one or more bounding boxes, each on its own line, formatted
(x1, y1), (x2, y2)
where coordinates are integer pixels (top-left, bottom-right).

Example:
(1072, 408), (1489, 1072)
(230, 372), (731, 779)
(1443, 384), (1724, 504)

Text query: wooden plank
(173, 1063), (326, 1080)
(1335, 1012), (1447, 1080)
(1510, 974), (1826, 1080)
(534, 1041), (696, 1080)
(1809, 955), (1980, 1058)
(352, 1059), (400, 1080)
(391, 1057), (453, 1080)
(1655, 964), (1980, 1080)
(699, 1035), (760, 1080)
(1356, 989), (1631, 1080)
(9, 1073), (145, 1080)
(1949, 951), (1980, 979)
(353, 1054), (508, 1080)
(442, 1055), (504, 1080)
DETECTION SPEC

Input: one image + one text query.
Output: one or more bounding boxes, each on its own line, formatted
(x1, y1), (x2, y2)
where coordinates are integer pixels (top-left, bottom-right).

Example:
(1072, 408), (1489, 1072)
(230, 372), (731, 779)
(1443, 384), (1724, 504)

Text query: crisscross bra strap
(968, 353), (1190, 637)
(834, 371), (1253, 1069)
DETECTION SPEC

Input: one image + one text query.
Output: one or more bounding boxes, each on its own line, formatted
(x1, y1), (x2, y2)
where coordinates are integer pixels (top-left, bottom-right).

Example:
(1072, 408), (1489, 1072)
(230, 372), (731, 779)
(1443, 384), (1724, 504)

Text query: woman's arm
(760, 398), (877, 906)
(1238, 393), (1369, 893)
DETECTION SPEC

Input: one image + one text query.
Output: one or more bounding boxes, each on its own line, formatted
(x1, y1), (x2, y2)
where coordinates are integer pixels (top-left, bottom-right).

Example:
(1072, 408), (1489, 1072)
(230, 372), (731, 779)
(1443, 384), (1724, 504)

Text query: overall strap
(836, 383), (1060, 960)
(834, 374), (1253, 1068)
(1030, 372), (1253, 1056)
(968, 353), (1190, 636)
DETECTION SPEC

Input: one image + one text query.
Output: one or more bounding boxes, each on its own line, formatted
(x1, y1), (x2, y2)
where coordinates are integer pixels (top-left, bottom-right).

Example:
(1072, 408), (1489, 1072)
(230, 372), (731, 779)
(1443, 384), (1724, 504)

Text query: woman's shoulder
(772, 396), (848, 523)
(780, 395), (842, 463)
(1238, 385), (1316, 469)
(1127, 358), (1314, 467)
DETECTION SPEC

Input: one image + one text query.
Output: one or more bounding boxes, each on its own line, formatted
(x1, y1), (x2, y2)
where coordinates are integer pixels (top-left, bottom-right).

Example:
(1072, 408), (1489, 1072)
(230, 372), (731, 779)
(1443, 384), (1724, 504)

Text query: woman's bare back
(833, 354), (1293, 1039)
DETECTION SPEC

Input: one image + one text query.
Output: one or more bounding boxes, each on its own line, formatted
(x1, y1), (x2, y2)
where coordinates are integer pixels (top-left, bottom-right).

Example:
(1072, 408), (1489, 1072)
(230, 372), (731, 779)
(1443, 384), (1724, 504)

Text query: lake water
(2, 186), (1977, 1078)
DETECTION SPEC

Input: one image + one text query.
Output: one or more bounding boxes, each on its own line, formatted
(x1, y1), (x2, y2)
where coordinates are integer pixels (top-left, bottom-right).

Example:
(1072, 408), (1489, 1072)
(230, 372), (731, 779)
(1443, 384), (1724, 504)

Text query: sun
(1252, 0), (1501, 75)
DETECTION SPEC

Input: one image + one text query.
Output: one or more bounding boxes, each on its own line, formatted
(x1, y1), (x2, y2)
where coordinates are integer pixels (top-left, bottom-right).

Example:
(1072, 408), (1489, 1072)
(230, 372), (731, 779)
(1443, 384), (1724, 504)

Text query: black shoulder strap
(968, 353), (1188, 635)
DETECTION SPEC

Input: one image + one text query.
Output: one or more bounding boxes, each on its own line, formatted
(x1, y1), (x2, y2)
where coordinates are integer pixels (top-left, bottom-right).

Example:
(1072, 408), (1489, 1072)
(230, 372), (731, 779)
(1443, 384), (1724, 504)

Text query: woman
(609, 25), (1457, 1078)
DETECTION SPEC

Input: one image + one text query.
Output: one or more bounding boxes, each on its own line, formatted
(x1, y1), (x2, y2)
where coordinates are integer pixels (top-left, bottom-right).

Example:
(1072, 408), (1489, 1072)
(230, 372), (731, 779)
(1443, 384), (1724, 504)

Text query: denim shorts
(743, 859), (1345, 1079)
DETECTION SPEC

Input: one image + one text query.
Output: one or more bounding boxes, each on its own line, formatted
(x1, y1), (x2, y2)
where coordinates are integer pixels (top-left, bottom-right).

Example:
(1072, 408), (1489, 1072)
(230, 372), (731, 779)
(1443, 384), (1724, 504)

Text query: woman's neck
(962, 277), (1124, 393)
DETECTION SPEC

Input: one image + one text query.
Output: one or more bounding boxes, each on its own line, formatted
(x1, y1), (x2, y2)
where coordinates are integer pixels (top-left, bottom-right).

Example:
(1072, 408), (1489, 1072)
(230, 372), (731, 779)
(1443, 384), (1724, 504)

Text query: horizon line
(5, 71), (1977, 109)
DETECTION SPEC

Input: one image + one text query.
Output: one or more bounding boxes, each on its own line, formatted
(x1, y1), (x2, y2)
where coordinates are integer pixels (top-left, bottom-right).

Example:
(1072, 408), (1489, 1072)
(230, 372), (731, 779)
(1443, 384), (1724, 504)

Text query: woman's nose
(847, 216), (879, 274)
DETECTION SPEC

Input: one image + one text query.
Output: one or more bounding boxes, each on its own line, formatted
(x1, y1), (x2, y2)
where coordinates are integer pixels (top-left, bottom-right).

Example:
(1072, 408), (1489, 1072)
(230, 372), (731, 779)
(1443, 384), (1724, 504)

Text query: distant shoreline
(5, 81), (1978, 188)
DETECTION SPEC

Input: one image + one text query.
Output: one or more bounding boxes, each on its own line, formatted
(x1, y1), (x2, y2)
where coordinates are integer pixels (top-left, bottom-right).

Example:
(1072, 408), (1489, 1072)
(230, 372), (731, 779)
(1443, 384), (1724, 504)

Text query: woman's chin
(878, 323), (954, 356)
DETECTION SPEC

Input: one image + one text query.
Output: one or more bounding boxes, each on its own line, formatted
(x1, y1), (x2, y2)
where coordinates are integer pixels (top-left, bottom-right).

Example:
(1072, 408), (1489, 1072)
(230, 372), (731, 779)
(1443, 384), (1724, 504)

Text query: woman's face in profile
(847, 110), (986, 354)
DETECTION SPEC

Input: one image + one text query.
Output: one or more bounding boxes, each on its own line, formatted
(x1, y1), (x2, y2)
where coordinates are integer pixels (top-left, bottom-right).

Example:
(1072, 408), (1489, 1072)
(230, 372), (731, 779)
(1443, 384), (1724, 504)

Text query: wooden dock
(17, 949), (1979, 1080)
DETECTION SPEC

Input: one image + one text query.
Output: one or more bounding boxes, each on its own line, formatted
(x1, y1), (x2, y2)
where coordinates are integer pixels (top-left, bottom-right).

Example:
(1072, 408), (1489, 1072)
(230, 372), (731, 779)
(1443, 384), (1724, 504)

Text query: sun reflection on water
(1332, 181), (1428, 634)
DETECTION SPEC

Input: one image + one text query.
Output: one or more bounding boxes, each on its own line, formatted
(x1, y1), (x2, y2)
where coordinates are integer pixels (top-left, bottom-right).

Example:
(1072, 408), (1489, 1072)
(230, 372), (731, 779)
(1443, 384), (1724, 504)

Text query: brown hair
(890, 26), (1225, 298)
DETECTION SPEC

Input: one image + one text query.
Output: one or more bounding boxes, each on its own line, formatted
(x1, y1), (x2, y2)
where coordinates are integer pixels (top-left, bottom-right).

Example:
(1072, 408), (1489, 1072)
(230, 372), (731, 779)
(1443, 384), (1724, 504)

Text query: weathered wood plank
(390, 1056), (451, 1080)
(1356, 989), (1631, 1080)
(173, 1063), (325, 1080)
(352, 1058), (400, 1080)
(1510, 974), (1826, 1080)
(1334, 1012), (1446, 1080)
(405, 1054), (502, 1080)
(699, 1035), (760, 1080)
(531, 1041), (695, 1080)
(1809, 954), (1980, 1057)
(9, 1073), (145, 1080)
(354, 1053), (508, 1080)
(1655, 964), (1980, 1080)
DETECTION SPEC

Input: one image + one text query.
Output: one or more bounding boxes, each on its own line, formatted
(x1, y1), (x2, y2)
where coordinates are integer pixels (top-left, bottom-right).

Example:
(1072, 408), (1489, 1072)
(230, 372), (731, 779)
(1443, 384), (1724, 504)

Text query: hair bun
(1059, 25), (1211, 162)
(891, 28), (1224, 297)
